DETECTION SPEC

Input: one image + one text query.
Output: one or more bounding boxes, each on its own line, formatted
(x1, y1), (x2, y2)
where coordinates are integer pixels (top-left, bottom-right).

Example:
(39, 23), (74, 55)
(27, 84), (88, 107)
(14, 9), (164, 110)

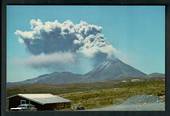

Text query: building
(7, 93), (71, 111)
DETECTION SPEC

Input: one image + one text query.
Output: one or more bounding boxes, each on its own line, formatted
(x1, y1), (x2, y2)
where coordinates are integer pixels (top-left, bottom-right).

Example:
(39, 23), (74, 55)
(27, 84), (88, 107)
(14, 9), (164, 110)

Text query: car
(10, 107), (22, 111)
(76, 106), (85, 110)
(10, 104), (37, 111)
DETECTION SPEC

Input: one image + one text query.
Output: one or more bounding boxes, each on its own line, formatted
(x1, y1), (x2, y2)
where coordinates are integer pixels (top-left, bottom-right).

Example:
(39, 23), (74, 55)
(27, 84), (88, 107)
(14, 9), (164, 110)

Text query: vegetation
(7, 78), (165, 109)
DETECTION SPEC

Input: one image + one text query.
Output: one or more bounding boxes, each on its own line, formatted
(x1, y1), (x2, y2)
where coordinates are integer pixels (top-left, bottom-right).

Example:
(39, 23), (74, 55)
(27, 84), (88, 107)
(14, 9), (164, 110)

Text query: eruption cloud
(15, 19), (117, 72)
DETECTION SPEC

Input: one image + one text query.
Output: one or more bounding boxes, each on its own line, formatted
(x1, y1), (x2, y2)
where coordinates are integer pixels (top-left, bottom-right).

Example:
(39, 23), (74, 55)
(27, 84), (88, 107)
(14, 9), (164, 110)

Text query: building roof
(8, 94), (71, 105)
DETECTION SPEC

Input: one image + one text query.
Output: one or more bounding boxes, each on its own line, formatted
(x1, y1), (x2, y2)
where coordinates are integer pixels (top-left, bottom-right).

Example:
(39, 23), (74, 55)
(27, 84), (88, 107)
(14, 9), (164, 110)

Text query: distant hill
(8, 58), (148, 86)
(148, 73), (165, 77)
(8, 72), (83, 86)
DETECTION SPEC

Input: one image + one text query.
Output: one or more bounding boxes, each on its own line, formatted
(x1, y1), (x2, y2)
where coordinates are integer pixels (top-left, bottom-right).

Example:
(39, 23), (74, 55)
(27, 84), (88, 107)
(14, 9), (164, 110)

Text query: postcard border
(1, 0), (170, 116)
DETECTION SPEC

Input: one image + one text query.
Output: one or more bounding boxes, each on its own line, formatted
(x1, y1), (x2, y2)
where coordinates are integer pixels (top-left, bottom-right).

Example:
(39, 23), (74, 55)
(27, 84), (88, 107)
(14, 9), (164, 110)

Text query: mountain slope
(84, 58), (146, 81)
(8, 58), (147, 86)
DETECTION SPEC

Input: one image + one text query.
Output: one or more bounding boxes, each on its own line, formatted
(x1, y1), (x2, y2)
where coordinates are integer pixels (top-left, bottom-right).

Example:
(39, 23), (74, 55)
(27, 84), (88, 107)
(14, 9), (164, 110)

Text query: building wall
(8, 96), (42, 110)
(8, 96), (23, 110)
(44, 102), (71, 110)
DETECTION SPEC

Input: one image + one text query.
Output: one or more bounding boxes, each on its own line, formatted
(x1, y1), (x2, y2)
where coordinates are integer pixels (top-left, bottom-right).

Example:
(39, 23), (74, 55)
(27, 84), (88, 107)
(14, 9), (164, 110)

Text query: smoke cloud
(15, 19), (117, 71)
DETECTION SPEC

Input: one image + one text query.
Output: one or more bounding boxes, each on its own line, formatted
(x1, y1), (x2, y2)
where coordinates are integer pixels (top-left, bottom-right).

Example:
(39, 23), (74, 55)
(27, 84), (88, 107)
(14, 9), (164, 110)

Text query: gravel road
(87, 95), (165, 111)
(88, 102), (165, 111)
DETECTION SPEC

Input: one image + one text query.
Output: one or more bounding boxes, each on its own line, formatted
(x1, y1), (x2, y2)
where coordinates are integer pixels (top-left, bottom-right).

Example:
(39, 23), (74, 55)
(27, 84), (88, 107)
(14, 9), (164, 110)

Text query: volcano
(84, 58), (146, 82)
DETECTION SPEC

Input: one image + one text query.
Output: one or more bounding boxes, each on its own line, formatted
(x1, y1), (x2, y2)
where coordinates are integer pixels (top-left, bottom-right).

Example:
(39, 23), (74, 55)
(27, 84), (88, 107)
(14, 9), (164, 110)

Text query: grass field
(7, 78), (165, 109)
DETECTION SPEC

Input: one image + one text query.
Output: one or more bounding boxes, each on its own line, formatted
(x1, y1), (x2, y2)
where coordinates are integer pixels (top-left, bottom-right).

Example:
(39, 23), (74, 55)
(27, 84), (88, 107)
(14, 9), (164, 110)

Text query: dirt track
(88, 102), (165, 111)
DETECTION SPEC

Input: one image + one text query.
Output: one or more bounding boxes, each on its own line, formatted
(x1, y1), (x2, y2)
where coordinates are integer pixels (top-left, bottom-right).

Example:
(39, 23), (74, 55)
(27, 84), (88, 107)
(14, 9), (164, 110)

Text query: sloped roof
(8, 93), (71, 105)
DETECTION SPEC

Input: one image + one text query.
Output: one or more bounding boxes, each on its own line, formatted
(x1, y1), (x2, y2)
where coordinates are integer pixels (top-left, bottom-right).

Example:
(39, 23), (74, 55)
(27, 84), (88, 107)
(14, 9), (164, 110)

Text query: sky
(7, 6), (165, 82)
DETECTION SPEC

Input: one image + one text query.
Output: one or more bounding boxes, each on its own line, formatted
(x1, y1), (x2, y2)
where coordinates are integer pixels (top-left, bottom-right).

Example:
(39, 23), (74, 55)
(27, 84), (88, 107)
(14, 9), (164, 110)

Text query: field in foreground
(7, 78), (165, 109)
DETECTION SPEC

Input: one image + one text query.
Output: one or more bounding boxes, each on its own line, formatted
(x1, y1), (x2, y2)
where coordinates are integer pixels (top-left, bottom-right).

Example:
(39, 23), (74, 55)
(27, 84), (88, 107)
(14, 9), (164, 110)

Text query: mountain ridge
(8, 58), (160, 86)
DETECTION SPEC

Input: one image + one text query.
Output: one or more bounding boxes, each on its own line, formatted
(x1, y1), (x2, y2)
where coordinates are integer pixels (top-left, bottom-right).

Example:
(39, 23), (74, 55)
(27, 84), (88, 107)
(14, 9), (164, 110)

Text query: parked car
(10, 107), (22, 111)
(76, 106), (85, 110)
(10, 104), (37, 111)
(71, 104), (85, 111)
